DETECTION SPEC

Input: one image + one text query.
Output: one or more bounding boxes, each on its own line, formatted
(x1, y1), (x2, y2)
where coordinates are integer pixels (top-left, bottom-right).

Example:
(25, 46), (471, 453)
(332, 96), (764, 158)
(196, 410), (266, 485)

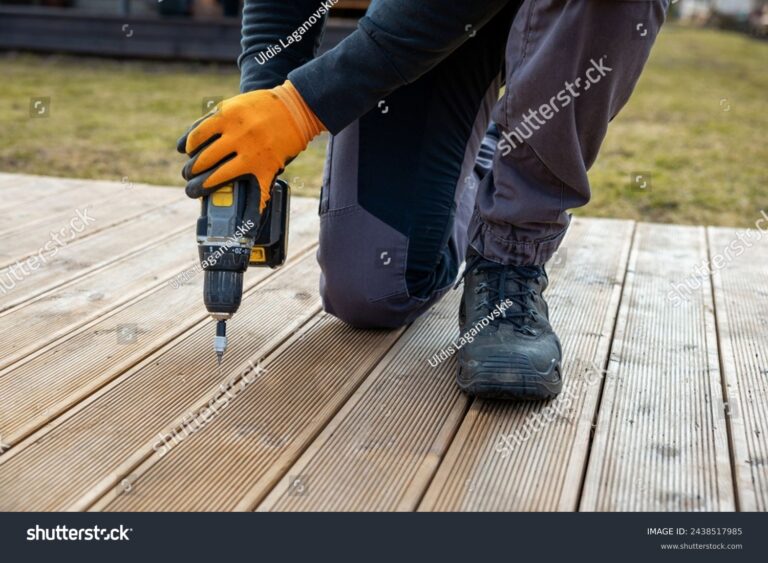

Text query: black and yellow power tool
(196, 178), (290, 365)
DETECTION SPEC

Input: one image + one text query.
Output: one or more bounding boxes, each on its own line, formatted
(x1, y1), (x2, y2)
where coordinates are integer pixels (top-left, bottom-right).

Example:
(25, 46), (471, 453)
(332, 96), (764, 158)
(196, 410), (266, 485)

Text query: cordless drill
(196, 178), (290, 365)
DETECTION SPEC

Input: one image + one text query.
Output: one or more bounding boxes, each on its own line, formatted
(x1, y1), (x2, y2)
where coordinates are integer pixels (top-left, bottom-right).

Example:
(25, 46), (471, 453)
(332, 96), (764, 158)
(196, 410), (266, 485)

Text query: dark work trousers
(318, 0), (668, 328)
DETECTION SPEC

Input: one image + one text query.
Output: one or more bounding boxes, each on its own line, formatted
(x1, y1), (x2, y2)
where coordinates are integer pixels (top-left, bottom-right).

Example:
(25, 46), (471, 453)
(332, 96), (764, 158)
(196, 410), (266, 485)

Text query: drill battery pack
(249, 179), (290, 269)
(196, 178), (290, 273)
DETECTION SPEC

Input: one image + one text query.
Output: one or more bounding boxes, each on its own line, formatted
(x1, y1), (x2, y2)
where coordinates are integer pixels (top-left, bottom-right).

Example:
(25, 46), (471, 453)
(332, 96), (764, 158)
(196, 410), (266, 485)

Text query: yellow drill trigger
(250, 247), (266, 263)
(211, 184), (234, 207)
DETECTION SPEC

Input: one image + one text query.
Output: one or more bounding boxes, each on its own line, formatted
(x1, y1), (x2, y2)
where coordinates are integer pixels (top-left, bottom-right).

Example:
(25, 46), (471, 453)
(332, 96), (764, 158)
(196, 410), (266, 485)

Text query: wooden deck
(0, 173), (765, 512)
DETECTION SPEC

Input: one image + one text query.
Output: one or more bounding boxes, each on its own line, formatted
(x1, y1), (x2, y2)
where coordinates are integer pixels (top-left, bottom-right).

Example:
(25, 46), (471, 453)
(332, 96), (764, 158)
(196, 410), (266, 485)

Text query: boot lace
(459, 254), (544, 335)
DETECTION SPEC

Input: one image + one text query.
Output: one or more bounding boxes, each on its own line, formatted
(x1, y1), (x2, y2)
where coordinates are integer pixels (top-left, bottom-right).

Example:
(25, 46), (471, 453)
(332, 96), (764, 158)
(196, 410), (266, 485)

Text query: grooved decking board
(580, 224), (734, 511)
(0, 198), (319, 447)
(0, 174), (106, 216)
(0, 174), (83, 209)
(258, 290), (464, 512)
(95, 316), (404, 512)
(419, 218), (634, 511)
(0, 175), (181, 233)
(0, 185), (119, 235)
(0, 198), (197, 313)
(0, 172), (118, 192)
(0, 173), (175, 201)
(0, 253), (323, 511)
(0, 173), (38, 191)
(0, 174), (760, 513)
(0, 229), (196, 371)
(0, 184), (183, 268)
(709, 226), (768, 511)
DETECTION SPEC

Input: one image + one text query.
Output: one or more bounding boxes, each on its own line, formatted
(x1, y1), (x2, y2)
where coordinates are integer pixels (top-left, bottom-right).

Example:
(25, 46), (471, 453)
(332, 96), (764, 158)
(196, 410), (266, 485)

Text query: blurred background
(0, 0), (766, 226)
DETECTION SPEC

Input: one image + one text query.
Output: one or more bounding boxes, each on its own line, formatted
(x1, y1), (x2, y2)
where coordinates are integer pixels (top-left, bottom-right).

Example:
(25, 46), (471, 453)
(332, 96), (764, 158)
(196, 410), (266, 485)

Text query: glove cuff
(273, 81), (327, 147)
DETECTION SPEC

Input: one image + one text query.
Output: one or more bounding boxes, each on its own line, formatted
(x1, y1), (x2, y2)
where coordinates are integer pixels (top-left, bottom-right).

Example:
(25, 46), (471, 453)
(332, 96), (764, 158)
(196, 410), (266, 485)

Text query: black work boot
(457, 248), (563, 400)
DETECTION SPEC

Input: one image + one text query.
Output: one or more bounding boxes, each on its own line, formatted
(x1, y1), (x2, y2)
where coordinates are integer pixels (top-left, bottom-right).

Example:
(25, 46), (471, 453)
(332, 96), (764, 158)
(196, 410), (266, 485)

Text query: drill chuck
(203, 270), (244, 316)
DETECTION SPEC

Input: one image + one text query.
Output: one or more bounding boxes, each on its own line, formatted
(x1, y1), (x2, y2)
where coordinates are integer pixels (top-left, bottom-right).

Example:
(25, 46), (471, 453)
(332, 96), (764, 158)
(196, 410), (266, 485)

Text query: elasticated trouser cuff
(468, 208), (570, 266)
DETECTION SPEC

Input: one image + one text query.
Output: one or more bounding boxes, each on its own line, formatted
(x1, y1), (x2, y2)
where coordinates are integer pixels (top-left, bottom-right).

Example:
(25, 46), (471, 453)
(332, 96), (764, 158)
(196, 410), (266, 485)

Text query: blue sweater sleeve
(238, 0), (330, 93)
(288, 0), (512, 133)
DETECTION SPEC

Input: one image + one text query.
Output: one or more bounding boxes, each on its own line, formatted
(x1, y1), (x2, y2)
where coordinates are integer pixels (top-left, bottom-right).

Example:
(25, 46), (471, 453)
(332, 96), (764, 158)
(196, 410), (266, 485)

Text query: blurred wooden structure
(0, 1), (363, 61)
(0, 5), (243, 61)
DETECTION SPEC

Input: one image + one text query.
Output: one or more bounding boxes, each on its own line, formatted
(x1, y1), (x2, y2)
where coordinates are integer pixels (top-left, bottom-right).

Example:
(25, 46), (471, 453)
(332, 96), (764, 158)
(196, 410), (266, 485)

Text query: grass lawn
(0, 25), (765, 227)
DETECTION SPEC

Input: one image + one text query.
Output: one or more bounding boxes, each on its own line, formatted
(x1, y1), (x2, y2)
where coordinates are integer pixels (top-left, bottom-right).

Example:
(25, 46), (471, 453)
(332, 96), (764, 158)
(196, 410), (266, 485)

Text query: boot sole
(457, 362), (563, 401)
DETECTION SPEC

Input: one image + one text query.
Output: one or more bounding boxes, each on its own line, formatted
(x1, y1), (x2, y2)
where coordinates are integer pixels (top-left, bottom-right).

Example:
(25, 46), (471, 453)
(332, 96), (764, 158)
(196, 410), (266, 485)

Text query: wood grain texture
(0, 253), (323, 510)
(0, 181), (183, 268)
(258, 290), (466, 512)
(0, 173), (84, 210)
(0, 174), (760, 512)
(0, 229), (197, 371)
(419, 218), (634, 511)
(0, 198), (198, 313)
(0, 198), (319, 449)
(0, 184), (118, 235)
(709, 226), (768, 511)
(94, 315), (404, 512)
(580, 224), (734, 511)
(0, 174), (181, 233)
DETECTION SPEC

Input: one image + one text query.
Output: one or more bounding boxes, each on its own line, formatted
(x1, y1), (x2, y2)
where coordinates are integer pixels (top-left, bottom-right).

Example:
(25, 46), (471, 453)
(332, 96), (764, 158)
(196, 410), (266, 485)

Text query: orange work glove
(177, 80), (325, 211)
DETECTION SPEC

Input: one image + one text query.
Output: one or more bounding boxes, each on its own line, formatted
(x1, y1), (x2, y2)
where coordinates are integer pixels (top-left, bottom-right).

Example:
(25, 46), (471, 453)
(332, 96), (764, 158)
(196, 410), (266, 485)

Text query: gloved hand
(177, 80), (325, 211)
